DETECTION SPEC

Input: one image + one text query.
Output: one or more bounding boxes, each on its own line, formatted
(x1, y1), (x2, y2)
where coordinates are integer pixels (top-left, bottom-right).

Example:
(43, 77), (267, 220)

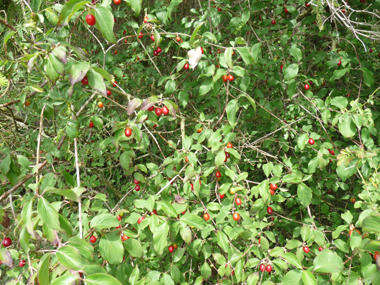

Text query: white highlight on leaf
(187, 47), (202, 70)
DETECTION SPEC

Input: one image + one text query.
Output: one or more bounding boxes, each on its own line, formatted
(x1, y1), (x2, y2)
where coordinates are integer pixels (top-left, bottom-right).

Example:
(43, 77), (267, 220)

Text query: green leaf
(190, 21), (204, 44)
(203, 32), (217, 43)
(130, 0), (142, 16)
(236, 47), (253, 65)
(49, 54), (65, 76)
(180, 213), (206, 230)
(84, 273), (123, 285)
(37, 253), (51, 285)
(217, 231), (230, 253)
(226, 99), (239, 128)
(88, 68), (106, 96)
(56, 245), (90, 270)
(91, 116), (103, 129)
(180, 226), (192, 244)
(282, 270), (303, 285)
(338, 114), (356, 138)
(92, 67), (112, 82)
(157, 200), (177, 218)
(201, 262), (212, 279)
(313, 250), (343, 273)
(1, 154), (11, 175)
(161, 273), (174, 285)
(215, 150), (225, 167)
(94, 7), (117, 44)
(362, 215), (380, 234)
(57, 0), (90, 26)
(31, 0), (43, 12)
(330, 96), (348, 109)
(283, 252), (302, 269)
(302, 270), (316, 285)
(297, 133), (309, 150)
(153, 221), (169, 255)
(289, 46), (302, 62)
(120, 152), (130, 173)
(224, 47), (233, 69)
(361, 67), (374, 87)
(297, 183), (312, 207)
(62, 171), (75, 187)
(69, 62), (90, 85)
(44, 58), (60, 83)
(50, 275), (79, 285)
(251, 43), (262, 63)
(99, 233), (124, 265)
(284, 64), (299, 80)
(17, 155), (30, 168)
(37, 197), (62, 231)
(341, 210), (353, 225)
(330, 68), (350, 82)
(247, 272), (260, 285)
(90, 214), (120, 229)
(124, 239), (143, 257)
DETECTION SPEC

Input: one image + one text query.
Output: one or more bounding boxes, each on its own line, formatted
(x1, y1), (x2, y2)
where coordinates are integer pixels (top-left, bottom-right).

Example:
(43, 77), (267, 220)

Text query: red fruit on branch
(267, 207), (273, 214)
(303, 246), (310, 253)
(155, 108), (162, 116)
(89, 121), (94, 128)
(90, 236), (97, 243)
(125, 128), (132, 137)
(308, 138), (315, 145)
(162, 106), (169, 115)
(85, 14), (96, 26)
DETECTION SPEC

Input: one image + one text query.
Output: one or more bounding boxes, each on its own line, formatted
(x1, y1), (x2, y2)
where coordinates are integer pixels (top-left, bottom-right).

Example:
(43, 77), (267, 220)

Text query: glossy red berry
(117, 215), (122, 221)
(113, 81), (117, 87)
(223, 75), (228, 82)
(184, 63), (189, 70)
(227, 75), (234, 82)
(260, 264), (265, 272)
(318, 247), (323, 251)
(19, 260), (26, 267)
(203, 213), (210, 221)
(155, 108), (162, 116)
(157, 47), (162, 53)
(114, 0), (121, 4)
(85, 14), (96, 26)
(168, 246), (174, 252)
(271, 20), (276, 25)
(138, 32), (143, 39)
(233, 213), (240, 221)
(134, 179), (140, 184)
(200, 47), (204, 54)
(90, 236), (97, 243)
(266, 265), (272, 273)
(304, 84), (310, 90)
(220, 193), (225, 199)
(148, 106), (155, 111)
(162, 106), (169, 115)
(225, 152), (230, 159)
(151, 35), (155, 41)
(81, 76), (89, 85)
(216, 171), (221, 178)
(306, 2), (310, 7)
(308, 138), (315, 145)
(303, 246), (310, 253)
(270, 184), (277, 191)
(337, 60), (342, 65)
(89, 121), (94, 128)
(125, 127), (132, 137)
(137, 217), (144, 224)
(226, 143), (233, 148)
(284, 8), (289, 13)
(135, 185), (140, 191)
(2, 237), (12, 247)
(153, 50), (158, 56)
(151, 209), (157, 215)
(106, 90), (111, 96)
(267, 207), (273, 214)
(235, 198), (242, 206)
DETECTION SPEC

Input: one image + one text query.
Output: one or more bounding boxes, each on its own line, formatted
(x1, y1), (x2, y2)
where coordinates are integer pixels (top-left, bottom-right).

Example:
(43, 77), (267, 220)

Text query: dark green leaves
(180, 213), (206, 230)
(99, 233), (124, 265)
(94, 7), (116, 43)
(284, 64), (299, 80)
(37, 197), (62, 231)
(90, 214), (120, 229)
(297, 183), (312, 207)
(58, 0), (90, 26)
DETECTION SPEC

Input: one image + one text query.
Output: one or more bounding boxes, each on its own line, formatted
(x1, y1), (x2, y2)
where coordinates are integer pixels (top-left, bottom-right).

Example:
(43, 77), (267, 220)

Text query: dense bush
(1, 0), (380, 284)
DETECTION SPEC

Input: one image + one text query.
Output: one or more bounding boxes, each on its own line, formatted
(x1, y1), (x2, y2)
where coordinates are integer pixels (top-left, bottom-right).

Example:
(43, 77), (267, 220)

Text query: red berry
(117, 215), (122, 221)
(155, 108), (162, 116)
(337, 60), (342, 65)
(306, 3), (310, 7)
(269, 189), (275, 195)
(203, 213), (210, 221)
(184, 63), (189, 70)
(304, 83), (310, 90)
(168, 246), (174, 252)
(125, 127), (132, 137)
(285, 8), (289, 13)
(106, 90), (111, 96)
(235, 198), (242, 206)
(225, 152), (230, 158)
(90, 236), (97, 243)
(137, 217), (144, 224)
(374, 251), (380, 261)
(157, 47), (162, 53)
(303, 246), (310, 253)
(151, 35), (155, 41)
(270, 184), (277, 191)
(19, 260), (26, 267)
(2, 237), (12, 247)
(308, 138), (315, 145)
(138, 32), (143, 39)
(232, 213), (240, 221)
(271, 20), (276, 25)
(223, 75), (228, 82)
(151, 209), (157, 215)
(115, 50), (118, 54)
(266, 265), (272, 273)
(135, 185), (140, 191)
(220, 193), (225, 199)
(216, 171), (221, 178)
(89, 121), (94, 128)
(267, 207), (273, 214)
(148, 106), (154, 111)
(153, 50), (158, 56)
(162, 106), (169, 115)
(85, 14), (96, 26)
(227, 75), (234, 82)
(114, 0), (121, 4)
(200, 47), (204, 54)
(113, 81), (117, 87)
(226, 143), (233, 148)
(122, 235), (129, 241)
(280, 64), (284, 71)
(134, 179), (140, 184)
(260, 264), (265, 272)
(81, 76), (89, 85)
(369, 49), (373, 53)
(218, 7), (222, 11)
(318, 247), (323, 251)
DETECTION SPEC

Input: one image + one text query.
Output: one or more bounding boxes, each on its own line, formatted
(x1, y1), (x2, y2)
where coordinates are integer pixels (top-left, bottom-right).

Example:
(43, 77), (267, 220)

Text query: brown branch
(0, 18), (34, 45)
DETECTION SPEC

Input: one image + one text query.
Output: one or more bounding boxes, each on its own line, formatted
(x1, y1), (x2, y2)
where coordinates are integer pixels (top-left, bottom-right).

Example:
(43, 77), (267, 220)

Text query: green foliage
(0, 0), (380, 284)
